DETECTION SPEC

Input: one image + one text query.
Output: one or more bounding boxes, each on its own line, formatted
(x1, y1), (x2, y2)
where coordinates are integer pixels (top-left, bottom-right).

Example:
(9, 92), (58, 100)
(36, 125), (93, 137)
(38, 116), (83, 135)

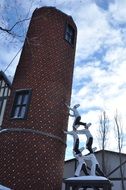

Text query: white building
(0, 71), (11, 127)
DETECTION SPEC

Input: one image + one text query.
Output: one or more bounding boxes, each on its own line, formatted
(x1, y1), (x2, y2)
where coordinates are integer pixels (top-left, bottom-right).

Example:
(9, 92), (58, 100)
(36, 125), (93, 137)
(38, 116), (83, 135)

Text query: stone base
(64, 176), (112, 190)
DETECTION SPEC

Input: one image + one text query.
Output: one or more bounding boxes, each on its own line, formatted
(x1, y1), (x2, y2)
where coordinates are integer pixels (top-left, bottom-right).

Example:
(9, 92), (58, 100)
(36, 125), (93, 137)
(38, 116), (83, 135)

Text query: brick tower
(0, 7), (77, 190)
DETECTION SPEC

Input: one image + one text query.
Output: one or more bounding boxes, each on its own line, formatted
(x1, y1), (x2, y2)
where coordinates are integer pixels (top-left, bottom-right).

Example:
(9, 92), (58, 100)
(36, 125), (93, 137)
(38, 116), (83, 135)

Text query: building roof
(65, 149), (126, 163)
(0, 70), (12, 88)
(95, 149), (126, 156)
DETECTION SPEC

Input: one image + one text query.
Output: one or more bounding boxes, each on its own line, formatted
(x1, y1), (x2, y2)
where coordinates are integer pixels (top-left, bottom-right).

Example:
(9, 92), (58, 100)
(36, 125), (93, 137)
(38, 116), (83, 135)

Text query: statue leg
(74, 138), (81, 154)
(90, 163), (96, 175)
(74, 116), (86, 127)
(74, 162), (83, 177)
(86, 137), (93, 153)
(82, 163), (89, 175)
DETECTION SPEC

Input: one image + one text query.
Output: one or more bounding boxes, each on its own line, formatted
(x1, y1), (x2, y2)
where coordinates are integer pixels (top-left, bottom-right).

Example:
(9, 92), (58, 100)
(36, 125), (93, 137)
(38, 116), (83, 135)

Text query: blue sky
(0, 0), (126, 160)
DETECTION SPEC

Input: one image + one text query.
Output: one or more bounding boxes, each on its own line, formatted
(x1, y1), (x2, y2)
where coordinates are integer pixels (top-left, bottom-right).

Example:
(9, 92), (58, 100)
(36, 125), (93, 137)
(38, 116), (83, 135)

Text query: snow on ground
(0, 185), (11, 190)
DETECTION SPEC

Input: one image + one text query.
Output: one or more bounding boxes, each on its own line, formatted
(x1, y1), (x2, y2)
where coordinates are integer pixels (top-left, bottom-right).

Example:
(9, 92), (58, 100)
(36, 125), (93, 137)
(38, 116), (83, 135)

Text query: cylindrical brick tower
(0, 7), (77, 190)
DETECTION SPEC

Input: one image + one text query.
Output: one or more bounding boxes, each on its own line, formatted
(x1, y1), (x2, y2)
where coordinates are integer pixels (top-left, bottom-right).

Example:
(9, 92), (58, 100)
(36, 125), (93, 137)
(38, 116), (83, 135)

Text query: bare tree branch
(0, 17), (31, 36)
(114, 111), (125, 190)
(97, 111), (109, 175)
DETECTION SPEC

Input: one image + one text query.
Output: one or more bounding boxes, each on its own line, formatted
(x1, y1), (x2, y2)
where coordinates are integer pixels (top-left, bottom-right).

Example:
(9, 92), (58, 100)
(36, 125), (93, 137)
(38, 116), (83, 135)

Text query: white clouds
(109, 0), (126, 23)
(75, 3), (107, 59)
(104, 47), (126, 66)
(72, 58), (126, 115)
(0, 46), (21, 76)
(75, 6), (106, 59)
(59, 0), (126, 158)
(70, 0), (126, 113)
(73, 0), (126, 63)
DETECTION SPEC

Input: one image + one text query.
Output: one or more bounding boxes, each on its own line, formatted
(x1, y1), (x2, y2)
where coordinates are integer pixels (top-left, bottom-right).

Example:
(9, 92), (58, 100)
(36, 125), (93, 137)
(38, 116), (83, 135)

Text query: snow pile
(66, 176), (108, 181)
(0, 185), (11, 190)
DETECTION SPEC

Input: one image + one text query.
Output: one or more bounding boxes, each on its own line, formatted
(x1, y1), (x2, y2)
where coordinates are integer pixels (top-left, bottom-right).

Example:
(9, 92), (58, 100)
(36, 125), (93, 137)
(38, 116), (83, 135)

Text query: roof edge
(0, 70), (12, 87)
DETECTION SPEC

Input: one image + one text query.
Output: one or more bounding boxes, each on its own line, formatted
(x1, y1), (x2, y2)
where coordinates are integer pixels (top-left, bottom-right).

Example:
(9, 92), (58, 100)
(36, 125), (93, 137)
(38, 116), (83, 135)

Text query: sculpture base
(64, 176), (112, 190)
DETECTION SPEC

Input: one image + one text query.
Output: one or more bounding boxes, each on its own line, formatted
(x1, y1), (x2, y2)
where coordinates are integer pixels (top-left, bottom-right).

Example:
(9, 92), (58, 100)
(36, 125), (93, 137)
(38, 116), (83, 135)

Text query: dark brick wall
(0, 7), (77, 190)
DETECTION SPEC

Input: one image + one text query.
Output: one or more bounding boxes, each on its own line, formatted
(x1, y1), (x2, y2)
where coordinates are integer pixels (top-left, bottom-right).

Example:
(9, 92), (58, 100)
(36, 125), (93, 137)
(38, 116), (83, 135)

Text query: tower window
(65, 24), (75, 45)
(11, 89), (32, 119)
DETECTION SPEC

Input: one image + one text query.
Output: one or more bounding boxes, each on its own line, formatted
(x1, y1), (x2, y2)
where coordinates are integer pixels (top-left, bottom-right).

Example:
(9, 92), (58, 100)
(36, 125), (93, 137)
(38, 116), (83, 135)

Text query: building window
(11, 89), (32, 119)
(65, 24), (75, 45)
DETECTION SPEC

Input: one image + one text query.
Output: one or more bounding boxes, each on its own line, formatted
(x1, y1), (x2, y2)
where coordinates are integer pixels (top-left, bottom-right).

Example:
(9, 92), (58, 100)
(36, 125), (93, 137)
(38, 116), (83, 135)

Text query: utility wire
(4, 46), (23, 73)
